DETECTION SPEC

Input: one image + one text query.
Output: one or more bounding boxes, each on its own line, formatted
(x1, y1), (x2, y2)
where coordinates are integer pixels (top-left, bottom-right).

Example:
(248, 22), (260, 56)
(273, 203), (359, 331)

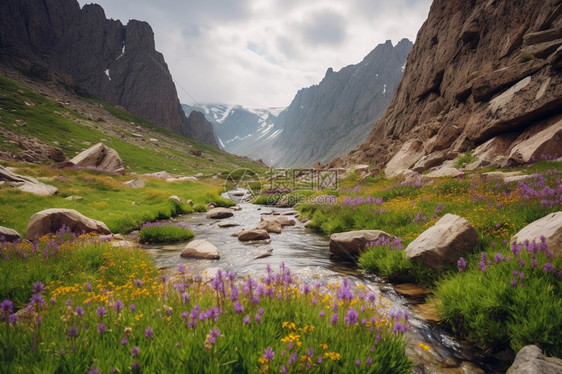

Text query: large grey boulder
(405, 214), (479, 268)
(206, 208), (234, 219)
(0, 166), (58, 196)
(180, 240), (220, 260)
(506, 345), (562, 374)
(70, 143), (124, 175)
(238, 229), (270, 242)
(0, 226), (21, 242)
(26, 208), (111, 240)
(330, 230), (395, 259)
(511, 211), (562, 257)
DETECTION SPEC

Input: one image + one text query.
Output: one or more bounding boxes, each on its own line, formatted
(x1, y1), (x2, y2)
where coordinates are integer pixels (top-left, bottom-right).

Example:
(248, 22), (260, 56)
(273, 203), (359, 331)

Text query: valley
(0, 0), (561, 373)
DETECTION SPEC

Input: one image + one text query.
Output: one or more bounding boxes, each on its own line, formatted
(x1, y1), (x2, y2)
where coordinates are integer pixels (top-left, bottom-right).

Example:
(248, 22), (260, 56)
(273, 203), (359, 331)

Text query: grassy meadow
(0, 233), (414, 373)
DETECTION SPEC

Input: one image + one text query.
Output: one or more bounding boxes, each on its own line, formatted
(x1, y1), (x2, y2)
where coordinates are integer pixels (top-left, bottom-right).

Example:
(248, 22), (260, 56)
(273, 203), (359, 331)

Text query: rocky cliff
(0, 0), (217, 147)
(332, 0), (562, 174)
(268, 39), (412, 168)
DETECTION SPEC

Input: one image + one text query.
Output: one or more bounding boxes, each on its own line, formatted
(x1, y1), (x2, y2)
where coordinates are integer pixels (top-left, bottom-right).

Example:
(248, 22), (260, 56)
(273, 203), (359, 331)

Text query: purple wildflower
(330, 313), (339, 325)
(121, 338), (128, 345)
(319, 310), (325, 318)
(30, 293), (45, 307)
(32, 282), (45, 294)
(97, 322), (106, 334)
(114, 300), (123, 313)
(129, 304), (136, 312)
(131, 346), (140, 357)
(233, 301), (244, 314)
(263, 347), (275, 361)
(67, 326), (79, 338)
(145, 326), (153, 339)
(457, 257), (466, 272)
(243, 315), (250, 325)
(544, 263), (555, 273)
(255, 313), (262, 324)
(494, 253), (505, 263)
(132, 362), (140, 371)
(344, 307), (359, 326)
(181, 292), (190, 304)
(96, 306), (107, 317)
(1, 300), (14, 314)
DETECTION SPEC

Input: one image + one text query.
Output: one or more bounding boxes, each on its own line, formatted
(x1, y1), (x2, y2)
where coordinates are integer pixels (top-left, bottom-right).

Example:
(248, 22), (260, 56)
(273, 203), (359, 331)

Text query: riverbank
(294, 160), (562, 359)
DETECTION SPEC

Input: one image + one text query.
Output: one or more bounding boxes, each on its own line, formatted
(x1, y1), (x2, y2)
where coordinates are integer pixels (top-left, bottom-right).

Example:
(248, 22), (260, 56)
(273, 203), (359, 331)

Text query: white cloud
(78, 0), (431, 107)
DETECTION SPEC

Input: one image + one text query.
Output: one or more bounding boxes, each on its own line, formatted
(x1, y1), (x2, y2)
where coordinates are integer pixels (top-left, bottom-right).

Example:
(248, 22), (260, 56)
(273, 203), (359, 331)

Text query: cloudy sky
(78, 0), (432, 108)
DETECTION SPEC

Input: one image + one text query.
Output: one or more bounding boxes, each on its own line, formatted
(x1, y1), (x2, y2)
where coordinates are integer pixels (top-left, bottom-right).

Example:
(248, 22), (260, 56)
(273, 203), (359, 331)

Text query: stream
(137, 190), (507, 373)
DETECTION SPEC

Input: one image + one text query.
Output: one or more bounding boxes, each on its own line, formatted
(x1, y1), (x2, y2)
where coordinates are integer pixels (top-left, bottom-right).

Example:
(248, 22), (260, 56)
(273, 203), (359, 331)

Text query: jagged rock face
(0, 0), (217, 147)
(335, 0), (562, 171)
(184, 111), (218, 148)
(269, 39), (412, 168)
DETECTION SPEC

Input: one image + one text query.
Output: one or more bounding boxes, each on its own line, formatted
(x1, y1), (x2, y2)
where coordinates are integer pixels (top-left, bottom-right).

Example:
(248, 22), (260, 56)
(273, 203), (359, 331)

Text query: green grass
(139, 224), (194, 244)
(0, 163), (226, 235)
(434, 242), (562, 356)
(0, 236), (414, 373)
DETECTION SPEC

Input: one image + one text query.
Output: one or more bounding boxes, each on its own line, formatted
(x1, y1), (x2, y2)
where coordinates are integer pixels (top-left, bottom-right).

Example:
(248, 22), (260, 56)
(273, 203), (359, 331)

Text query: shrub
(435, 240), (562, 356)
(139, 222), (194, 243)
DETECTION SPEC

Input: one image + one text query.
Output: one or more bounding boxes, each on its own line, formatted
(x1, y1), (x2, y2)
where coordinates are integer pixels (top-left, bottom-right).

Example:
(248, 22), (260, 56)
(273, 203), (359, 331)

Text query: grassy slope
(0, 74), (266, 175)
(0, 73), (263, 235)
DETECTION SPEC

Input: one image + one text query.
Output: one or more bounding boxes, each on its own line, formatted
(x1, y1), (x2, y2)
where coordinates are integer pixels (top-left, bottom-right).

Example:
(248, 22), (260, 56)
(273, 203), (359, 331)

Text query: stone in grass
(510, 211), (562, 258)
(405, 214), (479, 269)
(238, 229), (270, 242)
(124, 179), (145, 188)
(330, 230), (395, 259)
(26, 208), (111, 240)
(506, 345), (562, 374)
(206, 207), (234, 219)
(0, 226), (21, 242)
(180, 240), (220, 260)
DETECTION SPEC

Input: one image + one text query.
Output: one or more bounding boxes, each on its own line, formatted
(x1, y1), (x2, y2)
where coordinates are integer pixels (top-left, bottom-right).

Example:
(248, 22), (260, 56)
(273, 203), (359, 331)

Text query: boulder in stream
(238, 229), (270, 241)
(206, 208), (234, 219)
(257, 219), (282, 234)
(180, 240), (220, 260)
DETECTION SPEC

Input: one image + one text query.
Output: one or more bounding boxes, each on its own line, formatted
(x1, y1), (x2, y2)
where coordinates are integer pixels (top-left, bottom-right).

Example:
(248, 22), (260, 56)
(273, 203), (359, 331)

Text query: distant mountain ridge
(182, 104), (284, 158)
(269, 38), (412, 167)
(183, 39), (412, 168)
(0, 0), (217, 147)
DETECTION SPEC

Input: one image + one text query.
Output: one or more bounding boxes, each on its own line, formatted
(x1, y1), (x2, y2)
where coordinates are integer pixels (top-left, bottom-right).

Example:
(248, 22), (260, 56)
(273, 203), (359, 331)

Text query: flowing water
(137, 190), (507, 373)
